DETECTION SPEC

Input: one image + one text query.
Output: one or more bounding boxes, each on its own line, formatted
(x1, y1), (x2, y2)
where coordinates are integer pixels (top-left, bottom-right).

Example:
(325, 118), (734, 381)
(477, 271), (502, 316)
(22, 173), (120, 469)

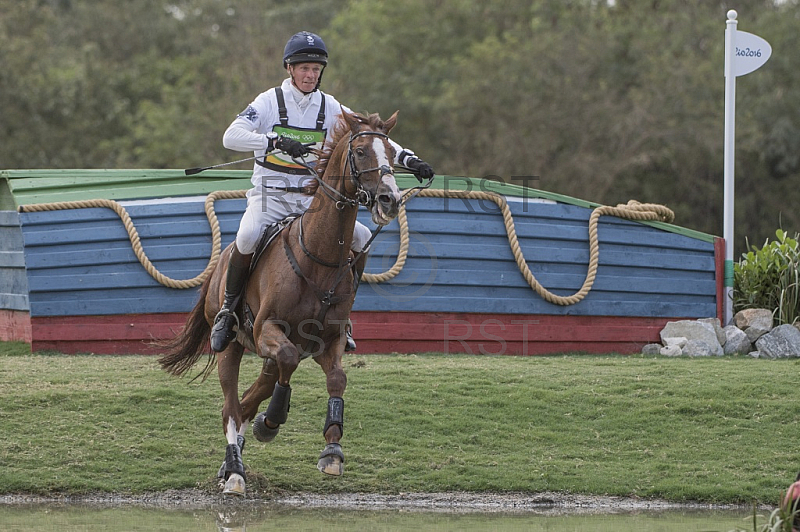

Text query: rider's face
(289, 62), (323, 93)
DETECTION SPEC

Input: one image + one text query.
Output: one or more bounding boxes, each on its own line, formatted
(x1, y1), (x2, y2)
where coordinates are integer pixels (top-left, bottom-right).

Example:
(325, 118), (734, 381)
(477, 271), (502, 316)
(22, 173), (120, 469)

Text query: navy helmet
(283, 31), (328, 68)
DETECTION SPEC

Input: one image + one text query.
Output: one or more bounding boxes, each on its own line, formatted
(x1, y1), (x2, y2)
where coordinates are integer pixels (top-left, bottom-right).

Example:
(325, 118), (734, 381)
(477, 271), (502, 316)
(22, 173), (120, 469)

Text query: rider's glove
(405, 157), (435, 182)
(275, 136), (311, 158)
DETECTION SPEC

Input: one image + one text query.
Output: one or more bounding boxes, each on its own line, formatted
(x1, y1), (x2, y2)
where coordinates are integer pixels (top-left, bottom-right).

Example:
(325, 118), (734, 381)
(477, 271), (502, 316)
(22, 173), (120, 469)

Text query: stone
(681, 339), (715, 357)
(748, 351), (761, 358)
(641, 343), (662, 355)
(659, 345), (682, 357)
(733, 308), (773, 330)
(745, 325), (771, 343)
(660, 320), (723, 356)
(699, 318), (726, 346)
(755, 324), (800, 359)
(723, 325), (752, 355)
(662, 337), (687, 349)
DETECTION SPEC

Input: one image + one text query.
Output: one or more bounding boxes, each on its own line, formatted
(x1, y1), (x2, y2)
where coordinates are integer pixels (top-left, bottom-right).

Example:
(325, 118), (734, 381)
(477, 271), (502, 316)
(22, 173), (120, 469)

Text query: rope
(362, 190), (674, 306)
(18, 189), (674, 305)
(18, 190), (247, 289)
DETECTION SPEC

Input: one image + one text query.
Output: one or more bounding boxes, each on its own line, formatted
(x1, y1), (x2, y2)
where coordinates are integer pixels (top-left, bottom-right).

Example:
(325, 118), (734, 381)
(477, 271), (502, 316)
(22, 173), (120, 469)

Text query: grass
(0, 340), (798, 506)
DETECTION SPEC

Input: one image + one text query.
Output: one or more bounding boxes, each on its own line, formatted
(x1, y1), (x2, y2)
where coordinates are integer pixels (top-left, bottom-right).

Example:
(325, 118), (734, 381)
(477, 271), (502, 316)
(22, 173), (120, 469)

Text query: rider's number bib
(264, 125), (327, 175)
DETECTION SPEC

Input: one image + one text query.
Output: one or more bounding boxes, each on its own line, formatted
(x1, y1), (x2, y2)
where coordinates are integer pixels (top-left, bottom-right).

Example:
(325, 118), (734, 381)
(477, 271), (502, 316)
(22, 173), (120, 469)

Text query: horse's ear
(342, 107), (361, 133)
(383, 110), (399, 134)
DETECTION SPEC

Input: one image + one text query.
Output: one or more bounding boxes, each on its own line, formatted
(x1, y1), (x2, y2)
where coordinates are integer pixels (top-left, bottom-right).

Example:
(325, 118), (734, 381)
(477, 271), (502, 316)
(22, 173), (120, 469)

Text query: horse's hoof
(317, 454), (344, 476)
(317, 443), (345, 476)
(253, 412), (280, 442)
(222, 473), (246, 496)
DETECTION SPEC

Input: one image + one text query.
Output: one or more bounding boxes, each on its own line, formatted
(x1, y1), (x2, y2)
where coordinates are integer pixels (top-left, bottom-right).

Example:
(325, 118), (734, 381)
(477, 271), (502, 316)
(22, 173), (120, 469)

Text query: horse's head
(341, 109), (402, 226)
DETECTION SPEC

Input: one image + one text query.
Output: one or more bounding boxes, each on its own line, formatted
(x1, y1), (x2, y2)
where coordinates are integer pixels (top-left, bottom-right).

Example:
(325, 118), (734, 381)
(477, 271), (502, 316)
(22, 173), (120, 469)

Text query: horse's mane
(305, 111), (389, 196)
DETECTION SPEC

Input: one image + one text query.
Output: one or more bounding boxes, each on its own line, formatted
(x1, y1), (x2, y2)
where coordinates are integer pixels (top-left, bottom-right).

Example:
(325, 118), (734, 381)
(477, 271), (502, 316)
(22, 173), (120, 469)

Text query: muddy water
(0, 505), (755, 531)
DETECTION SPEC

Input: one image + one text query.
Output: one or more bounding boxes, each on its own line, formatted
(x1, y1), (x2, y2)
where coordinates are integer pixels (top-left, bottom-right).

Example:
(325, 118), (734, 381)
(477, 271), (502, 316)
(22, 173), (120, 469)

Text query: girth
(282, 228), (353, 325)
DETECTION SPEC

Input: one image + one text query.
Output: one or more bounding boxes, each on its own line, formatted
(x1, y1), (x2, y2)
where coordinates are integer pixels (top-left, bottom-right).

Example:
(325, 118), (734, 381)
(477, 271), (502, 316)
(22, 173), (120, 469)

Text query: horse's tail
(157, 276), (216, 380)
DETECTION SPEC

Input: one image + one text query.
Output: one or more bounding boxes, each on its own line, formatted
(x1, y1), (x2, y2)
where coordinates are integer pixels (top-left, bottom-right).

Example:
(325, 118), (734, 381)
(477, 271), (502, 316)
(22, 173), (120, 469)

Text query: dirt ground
(0, 490), (767, 514)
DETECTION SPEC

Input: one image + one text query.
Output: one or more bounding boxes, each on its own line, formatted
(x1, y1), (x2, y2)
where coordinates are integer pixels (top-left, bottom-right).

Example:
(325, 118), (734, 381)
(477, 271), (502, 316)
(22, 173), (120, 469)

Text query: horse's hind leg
(313, 344), (347, 476)
(217, 343), (247, 496)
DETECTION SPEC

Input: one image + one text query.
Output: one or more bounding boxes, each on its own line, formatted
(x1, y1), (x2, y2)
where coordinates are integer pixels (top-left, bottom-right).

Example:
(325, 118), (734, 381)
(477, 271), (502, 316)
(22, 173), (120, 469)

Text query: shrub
(733, 229), (800, 326)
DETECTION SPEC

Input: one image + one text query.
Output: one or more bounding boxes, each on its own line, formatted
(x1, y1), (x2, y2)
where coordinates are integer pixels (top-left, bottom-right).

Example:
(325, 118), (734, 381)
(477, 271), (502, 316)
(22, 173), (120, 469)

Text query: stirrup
(213, 308), (240, 327)
(210, 308), (240, 352)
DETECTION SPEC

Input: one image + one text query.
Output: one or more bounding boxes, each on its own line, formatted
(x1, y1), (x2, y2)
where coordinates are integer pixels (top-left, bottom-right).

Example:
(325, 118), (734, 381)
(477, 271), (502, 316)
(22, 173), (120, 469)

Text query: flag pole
(723, 9), (738, 325)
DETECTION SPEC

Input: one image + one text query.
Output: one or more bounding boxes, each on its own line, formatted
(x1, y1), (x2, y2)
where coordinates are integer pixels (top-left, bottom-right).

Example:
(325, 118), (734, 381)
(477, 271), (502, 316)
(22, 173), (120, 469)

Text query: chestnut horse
(159, 110), (402, 496)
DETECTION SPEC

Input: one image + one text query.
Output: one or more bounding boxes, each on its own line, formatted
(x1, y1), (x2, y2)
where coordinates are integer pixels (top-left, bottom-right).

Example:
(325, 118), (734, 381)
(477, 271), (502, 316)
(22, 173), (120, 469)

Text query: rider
(210, 31), (435, 353)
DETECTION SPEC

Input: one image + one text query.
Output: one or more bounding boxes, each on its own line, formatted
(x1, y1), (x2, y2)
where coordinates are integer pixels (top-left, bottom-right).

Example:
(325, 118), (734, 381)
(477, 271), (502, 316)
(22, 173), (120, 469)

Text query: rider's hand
(405, 157), (435, 182)
(275, 136), (311, 158)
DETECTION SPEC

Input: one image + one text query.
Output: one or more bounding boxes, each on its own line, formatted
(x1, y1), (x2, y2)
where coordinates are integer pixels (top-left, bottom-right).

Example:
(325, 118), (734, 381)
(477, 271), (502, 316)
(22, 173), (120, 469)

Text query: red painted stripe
(0, 309), (32, 343)
(714, 237), (725, 324)
(28, 311), (675, 356)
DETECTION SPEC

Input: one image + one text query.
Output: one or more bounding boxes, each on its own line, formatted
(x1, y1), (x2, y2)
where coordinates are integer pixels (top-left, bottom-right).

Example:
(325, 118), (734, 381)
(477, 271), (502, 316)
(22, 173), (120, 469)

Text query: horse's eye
(355, 147), (365, 157)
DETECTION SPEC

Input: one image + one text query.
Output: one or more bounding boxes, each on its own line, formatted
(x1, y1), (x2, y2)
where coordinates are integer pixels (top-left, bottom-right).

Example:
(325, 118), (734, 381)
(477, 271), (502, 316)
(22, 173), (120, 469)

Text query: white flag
(734, 30), (771, 77)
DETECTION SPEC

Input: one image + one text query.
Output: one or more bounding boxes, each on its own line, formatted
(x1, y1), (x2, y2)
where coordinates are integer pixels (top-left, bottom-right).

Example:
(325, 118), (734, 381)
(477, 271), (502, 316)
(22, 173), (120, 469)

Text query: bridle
(305, 130), (395, 211)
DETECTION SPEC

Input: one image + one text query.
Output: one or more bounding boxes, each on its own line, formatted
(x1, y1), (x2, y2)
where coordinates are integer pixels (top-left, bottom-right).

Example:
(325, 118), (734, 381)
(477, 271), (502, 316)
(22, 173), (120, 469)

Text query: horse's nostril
(378, 194), (393, 207)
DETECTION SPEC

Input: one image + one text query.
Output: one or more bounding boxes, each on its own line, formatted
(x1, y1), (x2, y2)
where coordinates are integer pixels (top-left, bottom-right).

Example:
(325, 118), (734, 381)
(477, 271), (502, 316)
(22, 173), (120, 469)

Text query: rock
(662, 337), (687, 349)
(733, 308), (773, 330)
(681, 339), (716, 357)
(659, 345), (682, 357)
(723, 325), (752, 355)
(748, 350), (761, 358)
(699, 318), (727, 346)
(745, 325), (771, 343)
(641, 343), (662, 355)
(660, 320), (723, 356)
(755, 324), (800, 359)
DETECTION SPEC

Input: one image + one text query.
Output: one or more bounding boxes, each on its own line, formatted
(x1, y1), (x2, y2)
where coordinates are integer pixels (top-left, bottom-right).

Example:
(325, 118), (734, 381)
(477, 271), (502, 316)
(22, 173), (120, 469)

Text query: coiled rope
(18, 189), (674, 305)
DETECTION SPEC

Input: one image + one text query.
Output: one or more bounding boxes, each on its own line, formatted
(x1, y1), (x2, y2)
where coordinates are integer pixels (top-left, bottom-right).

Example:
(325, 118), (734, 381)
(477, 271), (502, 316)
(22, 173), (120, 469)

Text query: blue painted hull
(14, 195), (717, 321)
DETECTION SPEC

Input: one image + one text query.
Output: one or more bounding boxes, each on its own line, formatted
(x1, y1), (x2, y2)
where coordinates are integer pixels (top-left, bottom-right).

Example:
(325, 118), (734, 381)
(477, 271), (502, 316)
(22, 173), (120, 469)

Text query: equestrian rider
(210, 31), (435, 353)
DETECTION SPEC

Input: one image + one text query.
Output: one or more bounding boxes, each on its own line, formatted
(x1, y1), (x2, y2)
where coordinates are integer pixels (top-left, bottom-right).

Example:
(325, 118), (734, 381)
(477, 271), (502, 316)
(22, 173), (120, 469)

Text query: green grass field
(0, 340), (797, 505)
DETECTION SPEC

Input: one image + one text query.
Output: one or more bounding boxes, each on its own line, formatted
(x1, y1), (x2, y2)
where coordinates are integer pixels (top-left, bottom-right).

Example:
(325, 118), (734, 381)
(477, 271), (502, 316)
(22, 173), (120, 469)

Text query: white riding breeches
(235, 187), (372, 255)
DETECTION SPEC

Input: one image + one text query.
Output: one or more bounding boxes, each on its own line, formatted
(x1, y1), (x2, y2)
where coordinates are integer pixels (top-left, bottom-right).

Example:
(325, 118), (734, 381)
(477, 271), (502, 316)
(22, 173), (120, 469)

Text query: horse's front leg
(313, 336), (347, 476)
(217, 343), (247, 496)
(250, 321), (300, 444)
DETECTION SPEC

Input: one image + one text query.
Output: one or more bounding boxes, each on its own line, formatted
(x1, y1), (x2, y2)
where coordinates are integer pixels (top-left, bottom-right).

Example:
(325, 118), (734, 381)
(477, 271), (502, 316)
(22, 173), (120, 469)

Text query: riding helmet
(283, 31), (328, 68)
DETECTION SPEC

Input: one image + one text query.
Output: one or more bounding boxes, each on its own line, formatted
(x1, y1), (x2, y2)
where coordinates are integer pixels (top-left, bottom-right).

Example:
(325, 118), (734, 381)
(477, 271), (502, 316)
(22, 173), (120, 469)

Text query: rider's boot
(210, 245), (252, 352)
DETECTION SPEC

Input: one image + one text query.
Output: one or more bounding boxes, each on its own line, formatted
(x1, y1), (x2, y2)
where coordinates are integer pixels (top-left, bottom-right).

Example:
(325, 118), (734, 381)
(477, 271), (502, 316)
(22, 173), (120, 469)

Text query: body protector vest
(257, 88), (327, 175)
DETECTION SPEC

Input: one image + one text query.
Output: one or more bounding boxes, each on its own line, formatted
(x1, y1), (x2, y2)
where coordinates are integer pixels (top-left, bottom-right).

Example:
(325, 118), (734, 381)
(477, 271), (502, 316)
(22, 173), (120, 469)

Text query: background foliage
(734, 229), (800, 325)
(1, 0), (799, 255)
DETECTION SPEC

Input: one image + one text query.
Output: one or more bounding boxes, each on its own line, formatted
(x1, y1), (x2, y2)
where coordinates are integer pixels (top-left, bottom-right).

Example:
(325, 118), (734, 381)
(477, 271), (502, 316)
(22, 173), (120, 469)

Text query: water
(0, 504), (758, 532)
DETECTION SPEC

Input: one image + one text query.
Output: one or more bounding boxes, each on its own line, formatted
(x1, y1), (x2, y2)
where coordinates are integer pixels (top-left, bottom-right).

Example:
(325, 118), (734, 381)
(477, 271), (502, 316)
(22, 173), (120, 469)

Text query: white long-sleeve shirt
(223, 78), (412, 189)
